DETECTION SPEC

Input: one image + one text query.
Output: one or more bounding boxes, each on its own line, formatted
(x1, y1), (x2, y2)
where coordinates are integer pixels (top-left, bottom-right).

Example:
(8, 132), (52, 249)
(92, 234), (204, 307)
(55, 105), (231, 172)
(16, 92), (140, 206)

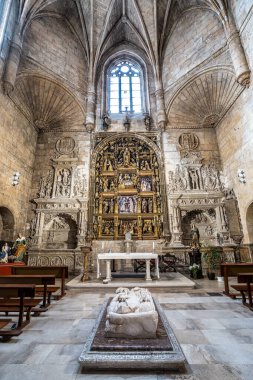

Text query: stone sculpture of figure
(102, 112), (111, 131)
(143, 113), (151, 131)
(61, 169), (69, 186)
(123, 147), (131, 166)
(105, 287), (158, 339)
(189, 169), (199, 190)
(45, 182), (52, 197)
(191, 223), (200, 249)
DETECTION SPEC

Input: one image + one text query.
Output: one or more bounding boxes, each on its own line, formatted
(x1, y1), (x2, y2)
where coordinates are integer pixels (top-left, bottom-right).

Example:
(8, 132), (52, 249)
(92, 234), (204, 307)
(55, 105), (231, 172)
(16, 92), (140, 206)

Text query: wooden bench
(0, 284), (39, 328)
(0, 275), (56, 308)
(0, 318), (23, 341)
(231, 273), (253, 309)
(220, 263), (253, 298)
(11, 266), (68, 299)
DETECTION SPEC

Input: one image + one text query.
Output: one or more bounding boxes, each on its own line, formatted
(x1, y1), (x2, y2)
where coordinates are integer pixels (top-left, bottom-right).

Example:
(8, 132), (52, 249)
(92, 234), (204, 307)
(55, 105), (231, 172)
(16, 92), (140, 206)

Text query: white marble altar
(97, 252), (160, 281)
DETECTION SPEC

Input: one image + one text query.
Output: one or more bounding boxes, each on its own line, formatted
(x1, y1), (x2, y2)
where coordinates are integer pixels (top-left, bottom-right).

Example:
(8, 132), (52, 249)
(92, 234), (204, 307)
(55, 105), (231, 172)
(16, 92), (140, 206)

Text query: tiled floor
(1, 277), (253, 379)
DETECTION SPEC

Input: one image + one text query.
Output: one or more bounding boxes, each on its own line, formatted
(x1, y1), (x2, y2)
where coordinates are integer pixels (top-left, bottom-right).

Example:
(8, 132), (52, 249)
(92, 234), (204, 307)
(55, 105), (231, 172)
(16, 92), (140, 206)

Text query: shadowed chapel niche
(42, 214), (77, 249)
(0, 207), (15, 242)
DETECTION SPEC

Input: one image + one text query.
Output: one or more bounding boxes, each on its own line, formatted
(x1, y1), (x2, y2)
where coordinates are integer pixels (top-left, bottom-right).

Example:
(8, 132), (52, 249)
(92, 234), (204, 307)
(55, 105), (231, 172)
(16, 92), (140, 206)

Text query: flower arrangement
(189, 263), (202, 279)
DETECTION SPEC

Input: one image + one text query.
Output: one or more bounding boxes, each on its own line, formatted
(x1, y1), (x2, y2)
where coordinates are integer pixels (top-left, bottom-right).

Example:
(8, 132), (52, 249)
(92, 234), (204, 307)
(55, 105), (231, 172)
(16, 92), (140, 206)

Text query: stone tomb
(79, 288), (186, 371)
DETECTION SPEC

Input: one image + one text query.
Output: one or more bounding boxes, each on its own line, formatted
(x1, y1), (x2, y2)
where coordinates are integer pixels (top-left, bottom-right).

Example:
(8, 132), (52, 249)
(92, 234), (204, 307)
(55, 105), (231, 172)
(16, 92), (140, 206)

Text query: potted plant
(189, 263), (202, 279)
(202, 246), (221, 280)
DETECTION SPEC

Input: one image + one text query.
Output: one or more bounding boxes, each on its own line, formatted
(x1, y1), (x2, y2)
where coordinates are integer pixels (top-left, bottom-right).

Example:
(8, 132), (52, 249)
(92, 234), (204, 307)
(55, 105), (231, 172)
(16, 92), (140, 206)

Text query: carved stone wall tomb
(167, 133), (241, 249)
(28, 136), (89, 273)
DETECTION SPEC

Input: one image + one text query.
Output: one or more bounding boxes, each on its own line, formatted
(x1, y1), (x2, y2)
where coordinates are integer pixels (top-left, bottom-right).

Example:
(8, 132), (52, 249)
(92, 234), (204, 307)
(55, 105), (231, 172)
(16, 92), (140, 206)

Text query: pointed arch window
(108, 60), (143, 114)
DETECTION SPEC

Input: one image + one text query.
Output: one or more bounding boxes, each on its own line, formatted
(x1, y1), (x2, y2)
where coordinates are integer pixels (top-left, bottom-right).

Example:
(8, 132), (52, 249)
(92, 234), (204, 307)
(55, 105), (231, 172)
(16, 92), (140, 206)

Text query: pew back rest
(0, 275), (55, 285)
(237, 273), (253, 283)
(0, 284), (36, 298)
(11, 266), (68, 279)
(220, 263), (253, 277)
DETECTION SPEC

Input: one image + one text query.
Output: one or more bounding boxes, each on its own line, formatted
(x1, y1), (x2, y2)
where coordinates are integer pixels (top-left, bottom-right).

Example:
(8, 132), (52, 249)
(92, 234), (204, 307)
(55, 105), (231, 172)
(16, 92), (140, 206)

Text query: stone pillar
(215, 205), (230, 245)
(77, 203), (86, 247)
(3, 28), (23, 95)
(0, 0), (13, 52)
(32, 211), (44, 247)
(155, 81), (166, 131)
(86, 82), (96, 132)
(170, 205), (183, 246)
(224, 12), (250, 87)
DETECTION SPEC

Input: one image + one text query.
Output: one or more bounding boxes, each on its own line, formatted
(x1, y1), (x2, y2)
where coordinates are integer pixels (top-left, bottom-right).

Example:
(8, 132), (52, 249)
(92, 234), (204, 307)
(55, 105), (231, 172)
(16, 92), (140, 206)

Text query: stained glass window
(108, 60), (143, 114)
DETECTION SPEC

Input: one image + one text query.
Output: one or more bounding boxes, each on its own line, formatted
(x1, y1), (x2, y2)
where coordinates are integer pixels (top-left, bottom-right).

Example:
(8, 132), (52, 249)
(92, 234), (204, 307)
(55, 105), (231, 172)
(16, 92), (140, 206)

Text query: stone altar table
(97, 252), (160, 281)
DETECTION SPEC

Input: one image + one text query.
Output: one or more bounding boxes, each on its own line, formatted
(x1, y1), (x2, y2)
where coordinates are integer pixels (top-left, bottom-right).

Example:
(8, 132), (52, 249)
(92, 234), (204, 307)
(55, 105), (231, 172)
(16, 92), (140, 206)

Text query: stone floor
(1, 276), (253, 379)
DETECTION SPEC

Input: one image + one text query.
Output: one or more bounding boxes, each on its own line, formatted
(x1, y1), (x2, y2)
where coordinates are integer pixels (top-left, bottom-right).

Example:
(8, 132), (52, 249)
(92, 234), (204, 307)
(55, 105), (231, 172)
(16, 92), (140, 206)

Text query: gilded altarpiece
(91, 135), (163, 240)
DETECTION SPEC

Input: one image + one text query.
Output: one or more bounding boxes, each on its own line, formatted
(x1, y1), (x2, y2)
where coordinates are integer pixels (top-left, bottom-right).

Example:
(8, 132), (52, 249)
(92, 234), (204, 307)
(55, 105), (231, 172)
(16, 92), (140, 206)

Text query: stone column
(32, 211), (44, 247)
(170, 205), (183, 246)
(215, 205), (230, 245)
(86, 82), (96, 132)
(155, 81), (166, 131)
(0, 0), (13, 53)
(77, 203), (86, 247)
(3, 27), (23, 95)
(224, 11), (250, 87)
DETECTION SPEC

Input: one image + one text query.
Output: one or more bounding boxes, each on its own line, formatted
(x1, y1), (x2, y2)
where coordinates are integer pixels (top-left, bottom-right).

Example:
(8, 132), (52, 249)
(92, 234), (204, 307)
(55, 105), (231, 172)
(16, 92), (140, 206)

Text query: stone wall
(162, 7), (227, 100)
(20, 16), (88, 102)
(216, 4), (253, 243)
(0, 91), (37, 238)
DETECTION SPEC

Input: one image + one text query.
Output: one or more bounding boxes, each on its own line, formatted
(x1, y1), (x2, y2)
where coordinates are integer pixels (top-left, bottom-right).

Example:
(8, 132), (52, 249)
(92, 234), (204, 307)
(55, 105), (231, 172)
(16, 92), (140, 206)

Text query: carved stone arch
(165, 66), (243, 129)
(89, 134), (164, 240)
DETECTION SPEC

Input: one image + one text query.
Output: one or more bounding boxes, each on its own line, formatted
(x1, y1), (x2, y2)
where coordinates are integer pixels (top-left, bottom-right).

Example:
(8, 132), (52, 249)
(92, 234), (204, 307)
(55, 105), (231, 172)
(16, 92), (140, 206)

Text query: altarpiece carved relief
(92, 136), (163, 240)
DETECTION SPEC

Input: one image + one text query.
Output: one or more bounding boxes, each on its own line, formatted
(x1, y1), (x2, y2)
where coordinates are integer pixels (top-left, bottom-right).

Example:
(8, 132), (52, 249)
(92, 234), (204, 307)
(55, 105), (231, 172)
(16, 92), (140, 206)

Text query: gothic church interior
(1, 0), (253, 378)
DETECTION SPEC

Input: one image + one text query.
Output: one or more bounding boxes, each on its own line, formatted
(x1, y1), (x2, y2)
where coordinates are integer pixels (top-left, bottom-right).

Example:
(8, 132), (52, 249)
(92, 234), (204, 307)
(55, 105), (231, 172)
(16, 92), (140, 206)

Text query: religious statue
(102, 112), (111, 131)
(123, 147), (131, 166)
(191, 223), (200, 249)
(143, 113), (151, 131)
(189, 169), (199, 190)
(0, 242), (11, 263)
(12, 233), (27, 262)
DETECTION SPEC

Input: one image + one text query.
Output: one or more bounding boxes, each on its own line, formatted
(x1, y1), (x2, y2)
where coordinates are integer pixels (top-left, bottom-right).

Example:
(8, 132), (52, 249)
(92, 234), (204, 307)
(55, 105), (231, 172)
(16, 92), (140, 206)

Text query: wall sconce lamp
(237, 169), (246, 184)
(12, 172), (20, 186)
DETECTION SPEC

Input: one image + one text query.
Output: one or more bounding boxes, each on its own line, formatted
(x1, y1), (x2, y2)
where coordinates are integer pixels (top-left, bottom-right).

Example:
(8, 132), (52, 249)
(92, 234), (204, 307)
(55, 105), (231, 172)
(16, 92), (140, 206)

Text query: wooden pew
(231, 273), (253, 309)
(220, 263), (253, 298)
(0, 284), (38, 328)
(0, 318), (23, 341)
(0, 275), (55, 308)
(11, 266), (68, 299)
